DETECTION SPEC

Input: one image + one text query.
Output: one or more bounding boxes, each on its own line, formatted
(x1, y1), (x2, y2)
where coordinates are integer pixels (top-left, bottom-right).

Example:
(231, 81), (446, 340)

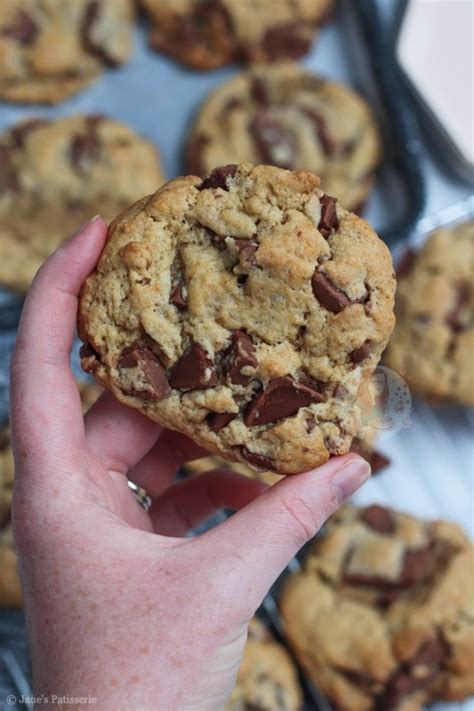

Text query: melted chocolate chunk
(70, 133), (100, 172)
(399, 545), (431, 585)
(3, 10), (38, 45)
(244, 376), (324, 427)
(302, 108), (337, 156)
(318, 194), (339, 238)
(199, 164), (237, 190)
(226, 330), (258, 385)
(118, 344), (170, 400)
(187, 133), (209, 176)
(312, 271), (353, 314)
(170, 283), (187, 311)
(336, 667), (375, 693)
(249, 111), (296, 169)
(207, 411), (235, 433)
(349, 341), (371, 363)
(81, 0), (118, 65)
(239, 446), (276, 471)
(446, 283), (471, 332)
(395, 248), (416, 279)
(261, 21), (311, 61)
(361, 505), (395, 534)
(169, 341), (217, 390)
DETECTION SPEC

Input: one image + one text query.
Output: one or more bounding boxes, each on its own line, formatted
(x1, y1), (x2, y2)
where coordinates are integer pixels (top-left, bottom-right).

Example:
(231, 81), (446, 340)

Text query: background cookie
(226, 618), (302, 710)
(385, 221), (474, 406)
(0, 114), (165, 293)
(0, 0), (133, 104)
(141, 0), (333, 70)
(79, 163), (395, 475)
(187, 64), (381, 213)
(280, 504), (474, 711)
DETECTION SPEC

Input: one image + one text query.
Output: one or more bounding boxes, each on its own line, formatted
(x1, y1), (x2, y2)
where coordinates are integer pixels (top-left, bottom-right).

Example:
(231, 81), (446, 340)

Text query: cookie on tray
(0, 381), (101, 608)
(141, 0), (333, 70)
(226, 618), (302, 710)
(385, 221), (474, 406)
(0, 0), (133, 104)
(0, 114), (165, 293)
(280, 504), (474, 711)
(79, 163), (395, 475)
(187, 64), (382, 213)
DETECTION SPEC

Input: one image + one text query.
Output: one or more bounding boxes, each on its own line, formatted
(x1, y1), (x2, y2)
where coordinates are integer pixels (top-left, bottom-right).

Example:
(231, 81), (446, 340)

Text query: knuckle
(278, 492), (324, 547)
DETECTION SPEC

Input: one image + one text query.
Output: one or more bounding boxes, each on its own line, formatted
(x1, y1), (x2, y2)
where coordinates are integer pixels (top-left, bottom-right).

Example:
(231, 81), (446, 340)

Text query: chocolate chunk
(361, 505), (395, 534)
(10, 118), (47, 148)
(302, 109), (337, 156)
(251, 77), (270, 105)
(411, 636), (448, 673)
(233, 238), (258, 266)
(312, 271), (352, 314)
(226, 330), (257, 385)
(204, 227), (227, 251)
(80, 342), (102, 374)
(305, 414), (317, 433)
(207, 411), (236, 433)
(395, 248), (416, 279)
(239, 446), (276, 471)
(318, 194), (339, 238)
(446, 283), (470, 332)
(337, 667), (375, 693)
(376, 671), (420, 711)
(81, 0), (118, 65)
(199, 164), (237, 190)
(244, 376), (324, 427)
(187, 134), (209, 176)
(249, 111), (296, 169)
(350, 341), (371, 363)
(70, 133), (100, 172)
(169, 341), (217, 390)
(366, 451), (390, 475)
(170, 283), (187, 311)
(118, 344), (170, 400)
(261, 21), (311, 61)
(3, 10), (38, 45)
(400, 545), (431, 585)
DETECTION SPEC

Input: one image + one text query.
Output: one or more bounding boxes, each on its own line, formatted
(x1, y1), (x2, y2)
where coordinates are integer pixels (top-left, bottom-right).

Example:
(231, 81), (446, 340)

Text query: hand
(10, 218), (371, 710)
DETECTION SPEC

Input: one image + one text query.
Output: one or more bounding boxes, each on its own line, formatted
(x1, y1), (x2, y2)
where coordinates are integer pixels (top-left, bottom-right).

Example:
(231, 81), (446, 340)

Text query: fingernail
(332, 456), (371, 504)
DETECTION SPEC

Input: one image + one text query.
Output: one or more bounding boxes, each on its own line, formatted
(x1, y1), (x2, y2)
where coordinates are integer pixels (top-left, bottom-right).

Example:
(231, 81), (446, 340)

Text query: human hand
(10, 218), (371, 710)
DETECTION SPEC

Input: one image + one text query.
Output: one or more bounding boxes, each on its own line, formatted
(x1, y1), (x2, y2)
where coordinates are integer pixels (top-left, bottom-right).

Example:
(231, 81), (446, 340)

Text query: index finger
(10, 217), (108, 468)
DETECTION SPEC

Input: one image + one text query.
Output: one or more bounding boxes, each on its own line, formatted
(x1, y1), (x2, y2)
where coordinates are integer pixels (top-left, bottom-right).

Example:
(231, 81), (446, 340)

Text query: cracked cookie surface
(141, 0), (332, 70)
(0, 114), (164, 293)
(0, 0), (133, 104)
(187, 63), (381, 212)
(385, 221), (474, 406)
(280, 504), (474, 711)
(79, 163), (395, 475)
(226, 618), (302, 710)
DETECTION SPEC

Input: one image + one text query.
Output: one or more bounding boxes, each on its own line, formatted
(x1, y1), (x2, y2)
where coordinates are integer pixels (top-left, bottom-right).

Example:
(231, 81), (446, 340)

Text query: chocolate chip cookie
(0, 0), (133, 104)
(226, 618), (302, 710)
(187, 64), (382, 213)
(0, 114), (165, 293)
(141, 0), (332, 70)
(280, 504), (474, 711)
(385, 221), (474, 406)
(79, 163), (395, 474)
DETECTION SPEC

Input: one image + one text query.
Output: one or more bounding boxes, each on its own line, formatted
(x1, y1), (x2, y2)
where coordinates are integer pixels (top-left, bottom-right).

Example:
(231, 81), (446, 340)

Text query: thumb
(205, 453), (370, 611)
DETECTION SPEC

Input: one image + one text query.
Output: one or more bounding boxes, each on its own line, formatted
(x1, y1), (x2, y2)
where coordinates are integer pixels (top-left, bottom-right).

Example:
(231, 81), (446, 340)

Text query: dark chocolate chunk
(336, 667), (375, 693)
(10, 118), (47, 148)
(81, 0), (118, 65)
(312, 271), (352, 314)
(305, 414), (317, 433)
(118, 344), (170, 400)
(366, 451), (390, 475)
(226, 330), (258, 385)
(244, 376), (324, 427)
(233, 238), (258, 266)
(70, 133), (100, 172)
(446, 283), (471, 332)
(199, 164), (237, 190)
(249, 111), (296, 169)
(169, 341), (218, 390)
(361, 505), (395, 534)
(187, 134), (209, 176)
(260, 21), (311, 61)
(318, 194), (339, 238)
(207, 411), (236, 433)
(302, 109), (337, 156)
(399, 545), (431, 585)
(239, 446), (276, 471)
(395, 248), (416, 279)
(3, 10), (38, 45)
(170, 283), (187, 311)
(349, 341), (371, 363)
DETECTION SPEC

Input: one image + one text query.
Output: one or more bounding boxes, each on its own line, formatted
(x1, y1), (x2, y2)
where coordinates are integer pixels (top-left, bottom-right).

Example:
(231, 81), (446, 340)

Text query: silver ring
(127, 479), (152, 512)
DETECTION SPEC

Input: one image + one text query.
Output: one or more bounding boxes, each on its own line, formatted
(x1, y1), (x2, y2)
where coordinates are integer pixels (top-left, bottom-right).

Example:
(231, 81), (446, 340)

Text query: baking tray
(0, 0), (425, 329)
